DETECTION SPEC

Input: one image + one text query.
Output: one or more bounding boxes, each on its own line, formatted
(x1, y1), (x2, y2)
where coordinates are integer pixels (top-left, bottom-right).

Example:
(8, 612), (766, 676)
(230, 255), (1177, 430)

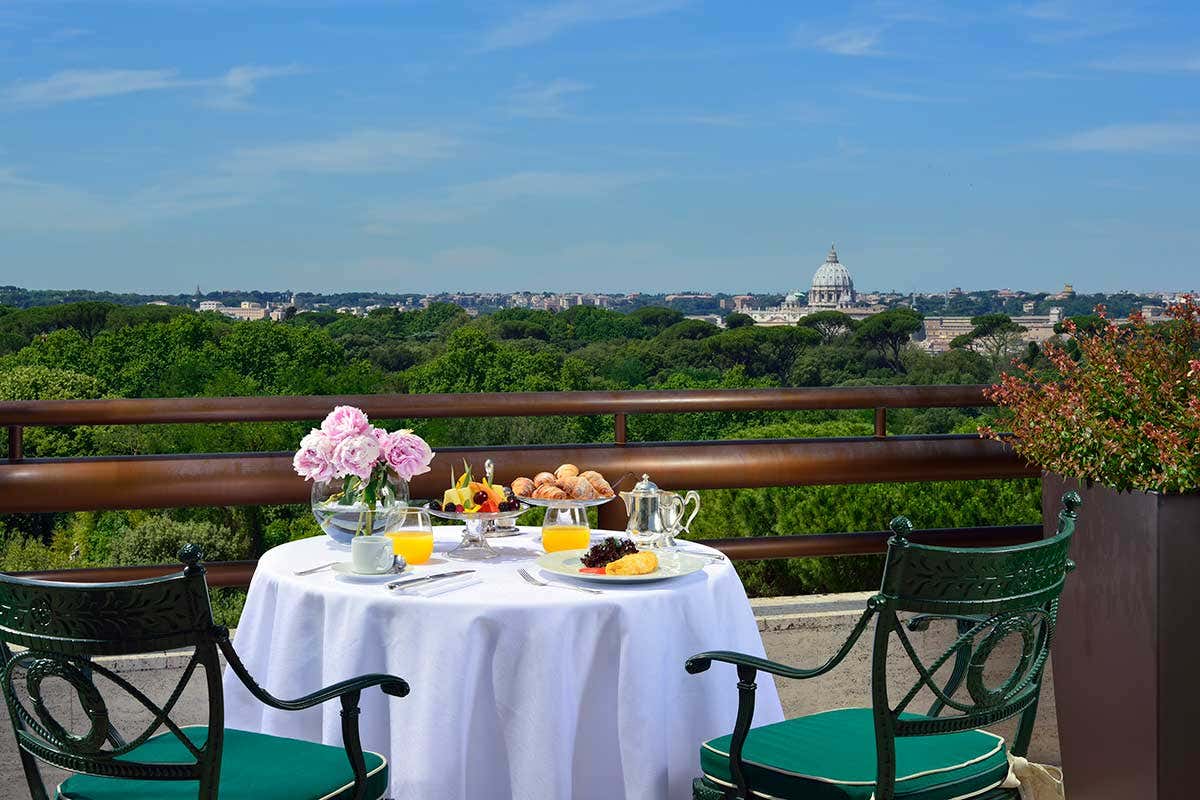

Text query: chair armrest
(686, 651), (843, 680)
(217, 637), (409, 712)
(687, 601), (876, 682)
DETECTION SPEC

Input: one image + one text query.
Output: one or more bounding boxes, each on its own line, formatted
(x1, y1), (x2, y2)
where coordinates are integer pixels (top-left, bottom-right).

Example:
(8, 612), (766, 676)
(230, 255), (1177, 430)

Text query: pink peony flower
(320, 405), (371, 444)
(293, 429), (335, 483)
(381, 429), (434, 482)
(331, 432), (382, 482)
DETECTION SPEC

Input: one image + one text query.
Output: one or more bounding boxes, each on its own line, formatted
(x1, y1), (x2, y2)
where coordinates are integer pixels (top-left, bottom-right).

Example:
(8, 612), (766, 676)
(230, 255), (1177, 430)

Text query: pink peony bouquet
(294, 406), (434, 503)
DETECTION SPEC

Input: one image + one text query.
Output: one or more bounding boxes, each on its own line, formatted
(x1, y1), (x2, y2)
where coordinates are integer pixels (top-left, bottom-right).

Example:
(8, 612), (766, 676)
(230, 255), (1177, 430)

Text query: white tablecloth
(224, 528), (783, 800)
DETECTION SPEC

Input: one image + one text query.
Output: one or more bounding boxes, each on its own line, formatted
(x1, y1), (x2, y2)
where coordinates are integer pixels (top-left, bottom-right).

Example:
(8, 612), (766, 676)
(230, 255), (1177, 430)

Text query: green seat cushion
(58, 726), (388, 800)
(700, 708), (1009, 800)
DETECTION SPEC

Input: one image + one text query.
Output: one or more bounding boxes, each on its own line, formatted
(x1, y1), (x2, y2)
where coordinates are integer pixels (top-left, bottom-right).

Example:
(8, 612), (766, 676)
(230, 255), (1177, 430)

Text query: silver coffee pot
(619, 474), (700, 547)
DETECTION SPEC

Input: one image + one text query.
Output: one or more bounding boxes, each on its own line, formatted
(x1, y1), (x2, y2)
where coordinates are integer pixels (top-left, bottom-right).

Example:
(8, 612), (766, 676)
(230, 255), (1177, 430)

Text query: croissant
(511, 477), (535, 497)
(555, 463), (580, 481)
(582, 473), (614, 497)
(532, 484), (569, 500)
(562, 476), (596, 500)
(533, 471), (557, 487)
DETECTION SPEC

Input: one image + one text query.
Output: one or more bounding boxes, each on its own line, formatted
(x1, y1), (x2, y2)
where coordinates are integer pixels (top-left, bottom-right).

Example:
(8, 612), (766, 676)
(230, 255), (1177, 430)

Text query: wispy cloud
(0, 166), (257, 233)
(803, 27), (886, 57)
(1047, 122), (1200, 153)
(1013, 1), (1140, 43)
(481, 0), (689, 51)
(35, 27), (92, 45)
(2, 64), (302, 109)
(3, 68), (185, 105)
(851, 86), (960, 103)
(504, 78), (590, 118)
(365, 170), (654, 230)
(204, 64), (306, 110)
(671, 113), (747, 127)
(1091, 51), (1200, 74)
(227, 129), (458, 175)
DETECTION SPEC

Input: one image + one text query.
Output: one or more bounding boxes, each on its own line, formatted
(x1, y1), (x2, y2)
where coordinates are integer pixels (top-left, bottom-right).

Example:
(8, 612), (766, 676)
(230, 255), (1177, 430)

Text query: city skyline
(2, 1), (1198, 293)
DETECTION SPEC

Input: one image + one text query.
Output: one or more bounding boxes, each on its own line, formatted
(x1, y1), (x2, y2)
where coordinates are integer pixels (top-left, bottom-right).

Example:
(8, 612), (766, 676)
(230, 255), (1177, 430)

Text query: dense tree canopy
(0, 299), (1043, 618)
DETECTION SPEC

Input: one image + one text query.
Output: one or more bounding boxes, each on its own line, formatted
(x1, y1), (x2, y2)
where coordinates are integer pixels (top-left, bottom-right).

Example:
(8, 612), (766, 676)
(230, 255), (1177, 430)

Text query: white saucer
(331, 562), (406, 582)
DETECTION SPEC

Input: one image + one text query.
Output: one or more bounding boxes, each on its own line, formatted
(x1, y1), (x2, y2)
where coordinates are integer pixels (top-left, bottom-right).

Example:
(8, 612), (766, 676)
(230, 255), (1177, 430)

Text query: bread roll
(511, 477), (535, 497)
(555, 463), (580, 481)
(532, 484), (569, 500)
(533, 471), (557, 487)
(579, 470), (603, 482)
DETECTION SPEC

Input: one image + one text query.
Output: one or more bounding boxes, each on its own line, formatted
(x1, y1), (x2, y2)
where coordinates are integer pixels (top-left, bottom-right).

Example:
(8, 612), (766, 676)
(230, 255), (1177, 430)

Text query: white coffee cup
(351, 535), (395, 574)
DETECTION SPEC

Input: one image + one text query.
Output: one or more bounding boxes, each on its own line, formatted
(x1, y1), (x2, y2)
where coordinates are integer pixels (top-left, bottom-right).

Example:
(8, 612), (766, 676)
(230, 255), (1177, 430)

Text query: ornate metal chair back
(0, 544), (225, 798)
(866, 493), (1081, 799)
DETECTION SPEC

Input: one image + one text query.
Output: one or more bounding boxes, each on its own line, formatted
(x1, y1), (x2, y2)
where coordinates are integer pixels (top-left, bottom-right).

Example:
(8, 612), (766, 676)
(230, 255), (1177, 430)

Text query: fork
(517, 567), (603, 595)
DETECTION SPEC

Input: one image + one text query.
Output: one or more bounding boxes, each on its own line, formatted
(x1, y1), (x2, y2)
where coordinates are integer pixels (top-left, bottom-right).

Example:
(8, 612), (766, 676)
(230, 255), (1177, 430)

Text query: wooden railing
(0, 386), (1039, 586)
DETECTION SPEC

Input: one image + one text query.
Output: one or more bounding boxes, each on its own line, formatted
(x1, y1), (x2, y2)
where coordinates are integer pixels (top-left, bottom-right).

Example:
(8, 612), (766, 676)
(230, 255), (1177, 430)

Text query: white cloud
(204, 64), (305, 110)
(805, 27), (885, 57)
(0, 166), (257, 233)
(505, 78), (590, 118)
(851, 86), (960, 103)
(481, 0), (689, 51)
(3, 68), (186, 105)
(2, 64), (302, 109)
(365, 170), (653, 231)
(1048, 123), (1200, 153)
(1013, 1), (1140, 43)
(227, 129), (457, 175)
(1091, 52), (1200, 74)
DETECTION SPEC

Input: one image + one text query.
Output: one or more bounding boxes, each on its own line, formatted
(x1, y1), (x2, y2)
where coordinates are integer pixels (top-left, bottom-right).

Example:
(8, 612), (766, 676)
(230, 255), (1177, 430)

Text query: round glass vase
(310, 472), (409, 546)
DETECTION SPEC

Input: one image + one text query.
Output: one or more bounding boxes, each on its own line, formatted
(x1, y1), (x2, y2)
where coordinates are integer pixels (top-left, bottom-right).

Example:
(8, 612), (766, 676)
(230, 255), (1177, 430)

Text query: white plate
(533, 548), (709, 584)
(331, 562), (407, 582)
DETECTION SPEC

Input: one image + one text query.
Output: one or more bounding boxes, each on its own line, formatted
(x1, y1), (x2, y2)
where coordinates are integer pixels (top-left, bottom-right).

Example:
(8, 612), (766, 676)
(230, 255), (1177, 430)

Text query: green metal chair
(686, 493), (1081, 800)
(0, 544), (408, 800)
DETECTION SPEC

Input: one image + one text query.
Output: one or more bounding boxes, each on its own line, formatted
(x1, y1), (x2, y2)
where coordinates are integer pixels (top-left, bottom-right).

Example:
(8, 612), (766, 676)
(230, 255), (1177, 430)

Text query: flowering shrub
(981, 296), (1199, 494)
(293, 405), (434, 506)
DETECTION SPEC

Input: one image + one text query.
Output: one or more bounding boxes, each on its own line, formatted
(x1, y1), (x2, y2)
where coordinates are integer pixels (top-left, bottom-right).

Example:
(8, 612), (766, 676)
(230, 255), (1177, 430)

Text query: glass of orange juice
(542, 506), (592, 553)
(386, 507), (435, 565)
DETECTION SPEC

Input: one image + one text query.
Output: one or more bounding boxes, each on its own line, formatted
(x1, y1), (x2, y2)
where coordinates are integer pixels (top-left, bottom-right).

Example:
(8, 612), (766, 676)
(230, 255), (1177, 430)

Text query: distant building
(1051, 283), (1077, 301)
(807, 245), (856, 309)
(916, 308), (1064, 353)
(748, 244), (870, 326)
(198, 300), (222, 312)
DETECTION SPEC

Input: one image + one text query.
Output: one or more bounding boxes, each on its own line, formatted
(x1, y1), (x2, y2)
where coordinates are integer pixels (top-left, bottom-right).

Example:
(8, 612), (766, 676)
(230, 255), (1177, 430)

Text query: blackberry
(580, 537), (638, 568)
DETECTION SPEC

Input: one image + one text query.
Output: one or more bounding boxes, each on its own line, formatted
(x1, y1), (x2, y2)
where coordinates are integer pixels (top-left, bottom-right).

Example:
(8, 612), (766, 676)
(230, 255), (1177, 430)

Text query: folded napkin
(397, 574), (482, 597)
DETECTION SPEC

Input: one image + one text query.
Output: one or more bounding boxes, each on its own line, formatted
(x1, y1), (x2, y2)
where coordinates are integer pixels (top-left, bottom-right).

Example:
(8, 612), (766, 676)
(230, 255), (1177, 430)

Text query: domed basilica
(748, 244), (867, 326)
(807, 244), (855, 308)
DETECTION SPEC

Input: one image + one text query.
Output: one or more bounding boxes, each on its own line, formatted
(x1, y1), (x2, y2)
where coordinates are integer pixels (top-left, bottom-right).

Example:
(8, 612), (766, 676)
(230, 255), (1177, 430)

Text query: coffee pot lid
(630, 473), (659, 494)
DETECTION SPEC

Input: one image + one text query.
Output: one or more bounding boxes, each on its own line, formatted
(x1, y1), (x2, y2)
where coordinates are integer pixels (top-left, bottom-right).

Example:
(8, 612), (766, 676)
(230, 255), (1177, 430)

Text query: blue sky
(1, 1), (1198, 294)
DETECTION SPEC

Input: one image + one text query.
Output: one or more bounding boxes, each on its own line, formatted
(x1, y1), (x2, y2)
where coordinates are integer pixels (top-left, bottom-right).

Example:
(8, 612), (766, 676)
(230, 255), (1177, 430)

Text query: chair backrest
(0, 544), (225, 796)
(867, 493), (1080, 795)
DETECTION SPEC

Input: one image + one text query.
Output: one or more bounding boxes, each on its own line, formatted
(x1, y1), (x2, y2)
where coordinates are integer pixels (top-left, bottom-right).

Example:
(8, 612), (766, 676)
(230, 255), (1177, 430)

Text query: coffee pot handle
(679, 491), (701, 534)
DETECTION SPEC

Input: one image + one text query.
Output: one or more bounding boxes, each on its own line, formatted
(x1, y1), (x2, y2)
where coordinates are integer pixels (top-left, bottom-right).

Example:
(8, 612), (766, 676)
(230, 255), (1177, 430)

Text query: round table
(224, 528), (783, 800)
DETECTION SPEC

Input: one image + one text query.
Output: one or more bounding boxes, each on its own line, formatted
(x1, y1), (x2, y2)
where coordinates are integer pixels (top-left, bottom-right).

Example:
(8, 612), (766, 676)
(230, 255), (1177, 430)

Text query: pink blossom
(381, 429), (434, 482)
(320, 405), (371, 444)
(332, 432), (382, 481)
(293, 429), (335, 483)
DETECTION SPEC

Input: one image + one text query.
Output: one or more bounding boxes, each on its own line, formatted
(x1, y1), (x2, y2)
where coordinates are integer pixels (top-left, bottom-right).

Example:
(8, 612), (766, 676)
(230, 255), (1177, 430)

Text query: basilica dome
(808, 244), (855, 308)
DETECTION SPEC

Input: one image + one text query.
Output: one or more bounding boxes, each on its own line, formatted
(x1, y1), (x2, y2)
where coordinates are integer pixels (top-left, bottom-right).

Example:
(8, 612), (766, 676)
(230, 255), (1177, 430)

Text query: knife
(387, 570), (476, 591)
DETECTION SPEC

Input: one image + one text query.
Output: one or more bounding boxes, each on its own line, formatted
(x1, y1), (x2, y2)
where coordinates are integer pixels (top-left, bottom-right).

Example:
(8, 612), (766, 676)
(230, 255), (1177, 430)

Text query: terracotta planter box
(1043, 474), (1200, 800)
